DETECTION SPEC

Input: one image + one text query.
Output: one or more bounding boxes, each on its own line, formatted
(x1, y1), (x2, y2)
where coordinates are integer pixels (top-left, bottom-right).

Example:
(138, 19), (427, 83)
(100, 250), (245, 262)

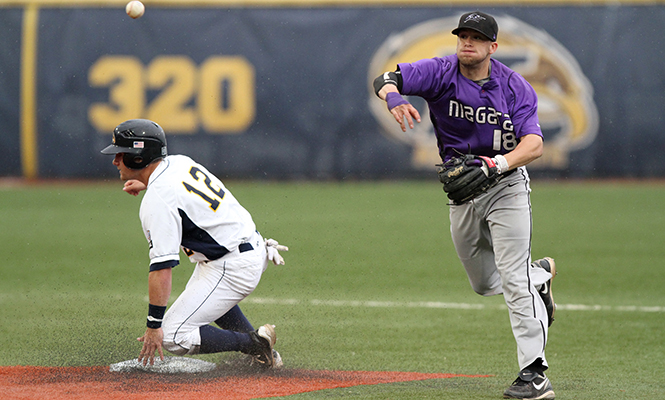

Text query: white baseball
(125, 1), (145, 19)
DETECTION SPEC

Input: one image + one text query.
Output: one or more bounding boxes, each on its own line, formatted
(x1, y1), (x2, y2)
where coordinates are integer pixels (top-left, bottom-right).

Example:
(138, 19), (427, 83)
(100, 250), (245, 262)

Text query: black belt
(238, 243), (254, 253)
(502, 168), (517, 177)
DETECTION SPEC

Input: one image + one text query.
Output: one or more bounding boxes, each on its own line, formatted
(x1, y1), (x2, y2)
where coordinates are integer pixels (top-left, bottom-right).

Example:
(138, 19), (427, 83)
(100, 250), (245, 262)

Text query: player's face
(456, 29), (497, 67)
(112, 153), (140, 181)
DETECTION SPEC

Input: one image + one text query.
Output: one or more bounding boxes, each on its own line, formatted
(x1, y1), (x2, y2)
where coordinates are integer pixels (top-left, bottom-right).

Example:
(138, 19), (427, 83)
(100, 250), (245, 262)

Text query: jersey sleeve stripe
(149, 259), (179, 272)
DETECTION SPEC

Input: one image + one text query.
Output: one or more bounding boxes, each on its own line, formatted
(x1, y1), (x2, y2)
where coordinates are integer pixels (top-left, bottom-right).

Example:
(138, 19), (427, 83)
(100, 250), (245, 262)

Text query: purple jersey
(398, 54), (542, 162)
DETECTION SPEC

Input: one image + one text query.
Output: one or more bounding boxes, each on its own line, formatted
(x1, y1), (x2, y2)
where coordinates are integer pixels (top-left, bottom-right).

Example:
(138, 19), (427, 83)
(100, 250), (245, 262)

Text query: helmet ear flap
(123, 153), (147, 169)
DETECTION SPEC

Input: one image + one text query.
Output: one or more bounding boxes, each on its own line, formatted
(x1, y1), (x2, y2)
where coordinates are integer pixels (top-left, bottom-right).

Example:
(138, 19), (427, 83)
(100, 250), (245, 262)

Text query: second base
(109, 356), (217, 374)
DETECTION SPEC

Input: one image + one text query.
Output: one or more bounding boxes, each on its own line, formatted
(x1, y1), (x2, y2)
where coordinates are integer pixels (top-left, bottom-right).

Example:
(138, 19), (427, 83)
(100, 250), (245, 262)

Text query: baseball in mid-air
(126, 1), (145, 19)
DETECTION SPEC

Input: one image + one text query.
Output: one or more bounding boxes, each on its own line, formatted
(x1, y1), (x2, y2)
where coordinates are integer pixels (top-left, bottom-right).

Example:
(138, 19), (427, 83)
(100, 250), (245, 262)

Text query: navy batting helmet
(101, 119), (168, 169)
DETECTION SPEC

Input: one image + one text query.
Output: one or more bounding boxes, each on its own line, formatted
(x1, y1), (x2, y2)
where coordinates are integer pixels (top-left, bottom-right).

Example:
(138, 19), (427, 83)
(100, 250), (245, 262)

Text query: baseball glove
(436, 154), (501, 205)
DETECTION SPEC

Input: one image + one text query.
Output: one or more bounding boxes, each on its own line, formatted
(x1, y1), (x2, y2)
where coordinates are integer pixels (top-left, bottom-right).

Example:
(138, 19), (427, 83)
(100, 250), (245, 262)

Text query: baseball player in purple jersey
(101, 119), (287, 369)
(374, 12), (557, 399)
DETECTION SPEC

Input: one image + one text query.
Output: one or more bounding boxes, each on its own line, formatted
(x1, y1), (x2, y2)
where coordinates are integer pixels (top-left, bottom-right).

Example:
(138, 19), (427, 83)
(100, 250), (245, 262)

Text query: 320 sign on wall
(88, 55), (255, 134)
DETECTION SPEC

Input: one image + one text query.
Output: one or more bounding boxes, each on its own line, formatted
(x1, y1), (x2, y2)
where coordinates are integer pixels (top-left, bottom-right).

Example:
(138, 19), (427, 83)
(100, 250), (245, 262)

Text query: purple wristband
(385, 92), (409, 110)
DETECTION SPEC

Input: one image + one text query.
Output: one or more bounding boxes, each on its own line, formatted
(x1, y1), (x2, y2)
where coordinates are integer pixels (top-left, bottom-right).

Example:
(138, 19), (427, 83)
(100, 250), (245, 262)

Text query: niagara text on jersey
(398, 55), (543, 162)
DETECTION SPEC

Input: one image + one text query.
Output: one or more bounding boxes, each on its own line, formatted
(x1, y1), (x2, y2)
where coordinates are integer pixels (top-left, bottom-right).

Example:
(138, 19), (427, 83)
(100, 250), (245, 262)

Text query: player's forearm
(378, 84), (399, 100)
(123, 179), (147, 196)
(504, 134), (543, 170)
(148, 268), (172, 307)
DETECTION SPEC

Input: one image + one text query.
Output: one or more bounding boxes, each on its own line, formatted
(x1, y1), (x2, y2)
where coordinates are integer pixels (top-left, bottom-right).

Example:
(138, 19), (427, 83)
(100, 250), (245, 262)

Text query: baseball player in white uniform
(101, 119), (287, 368)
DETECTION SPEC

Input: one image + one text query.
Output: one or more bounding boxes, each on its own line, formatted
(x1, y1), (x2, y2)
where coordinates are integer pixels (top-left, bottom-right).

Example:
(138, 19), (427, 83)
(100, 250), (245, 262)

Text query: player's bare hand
(123, 179), (147, 196)
(390, 104), (421, 132)
(137, 327), (164, 366)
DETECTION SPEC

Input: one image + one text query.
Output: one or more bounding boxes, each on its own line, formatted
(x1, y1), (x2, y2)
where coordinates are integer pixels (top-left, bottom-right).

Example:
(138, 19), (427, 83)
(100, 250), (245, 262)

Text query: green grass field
(1, 179), (664, 399)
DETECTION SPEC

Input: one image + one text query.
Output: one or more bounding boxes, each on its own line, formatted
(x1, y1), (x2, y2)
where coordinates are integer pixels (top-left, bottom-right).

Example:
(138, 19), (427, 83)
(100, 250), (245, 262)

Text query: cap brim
(100, 144), (140, 155)
(452, 27), (494, 41)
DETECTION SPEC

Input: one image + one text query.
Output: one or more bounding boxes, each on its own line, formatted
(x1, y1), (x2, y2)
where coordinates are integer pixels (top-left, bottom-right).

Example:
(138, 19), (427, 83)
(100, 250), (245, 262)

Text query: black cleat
(532, 257), (557, 327)
(247, 324), (276, 368)
(503, 370), (555, 399)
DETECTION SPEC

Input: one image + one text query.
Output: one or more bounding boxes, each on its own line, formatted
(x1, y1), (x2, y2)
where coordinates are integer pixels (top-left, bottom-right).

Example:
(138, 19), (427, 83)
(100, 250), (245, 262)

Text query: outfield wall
(1, 1), (664, 179)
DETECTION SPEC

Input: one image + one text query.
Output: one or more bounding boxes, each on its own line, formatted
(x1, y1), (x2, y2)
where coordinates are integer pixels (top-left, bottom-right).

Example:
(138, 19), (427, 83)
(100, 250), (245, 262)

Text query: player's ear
(489, 41), (498, 55)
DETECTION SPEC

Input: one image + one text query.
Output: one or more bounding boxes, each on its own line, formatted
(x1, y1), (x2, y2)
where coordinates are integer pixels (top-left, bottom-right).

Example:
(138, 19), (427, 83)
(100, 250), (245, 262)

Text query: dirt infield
(0, 365), (490, 399)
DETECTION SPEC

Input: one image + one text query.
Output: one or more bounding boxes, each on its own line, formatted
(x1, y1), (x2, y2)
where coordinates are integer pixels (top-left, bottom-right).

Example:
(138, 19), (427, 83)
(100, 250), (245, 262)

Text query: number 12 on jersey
(182, 167), (226, 210)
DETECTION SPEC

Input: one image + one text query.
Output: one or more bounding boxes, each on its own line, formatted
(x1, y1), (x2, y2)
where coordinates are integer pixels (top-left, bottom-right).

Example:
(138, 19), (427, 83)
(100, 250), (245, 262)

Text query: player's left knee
(163, 340), (187, 355)
(163, 340), (200, 356)
(471, 282), (502, 296)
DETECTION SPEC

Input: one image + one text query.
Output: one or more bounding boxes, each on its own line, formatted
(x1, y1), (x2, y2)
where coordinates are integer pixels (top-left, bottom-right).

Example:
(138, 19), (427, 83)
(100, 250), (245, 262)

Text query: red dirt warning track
(0, 365), (490, 399)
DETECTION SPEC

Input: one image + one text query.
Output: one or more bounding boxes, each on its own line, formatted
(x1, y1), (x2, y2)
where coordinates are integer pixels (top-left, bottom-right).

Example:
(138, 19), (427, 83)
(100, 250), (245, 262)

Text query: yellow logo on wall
(368, 14), (598, 170)
(89, 55), (255, 134)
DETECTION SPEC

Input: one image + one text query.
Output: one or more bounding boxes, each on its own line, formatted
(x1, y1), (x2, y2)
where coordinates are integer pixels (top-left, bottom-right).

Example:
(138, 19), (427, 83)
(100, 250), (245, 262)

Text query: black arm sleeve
(373, 69), (403, 96)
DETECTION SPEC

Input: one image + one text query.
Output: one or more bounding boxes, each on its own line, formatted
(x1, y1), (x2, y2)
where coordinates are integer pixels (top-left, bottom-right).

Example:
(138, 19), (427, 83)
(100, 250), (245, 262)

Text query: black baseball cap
(452, 11), (498, 42)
